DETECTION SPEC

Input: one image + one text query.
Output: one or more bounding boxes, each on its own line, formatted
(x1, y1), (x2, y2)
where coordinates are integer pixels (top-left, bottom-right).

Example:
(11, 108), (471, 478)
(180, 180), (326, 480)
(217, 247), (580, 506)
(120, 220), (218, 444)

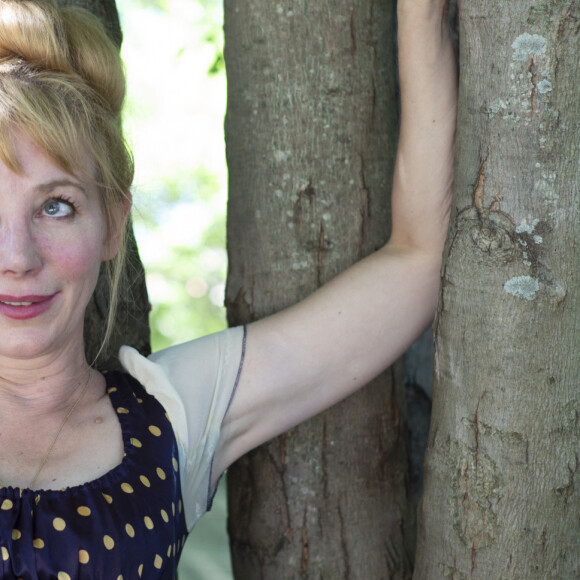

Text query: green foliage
(119, 0), (228, 351)
(208, 51), (224, 76)
(134, 185), (228, 349)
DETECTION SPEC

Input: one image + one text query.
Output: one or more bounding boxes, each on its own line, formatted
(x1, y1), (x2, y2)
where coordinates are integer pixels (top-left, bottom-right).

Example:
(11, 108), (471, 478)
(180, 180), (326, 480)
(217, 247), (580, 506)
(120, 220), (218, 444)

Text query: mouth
(0, 294), (58, 320)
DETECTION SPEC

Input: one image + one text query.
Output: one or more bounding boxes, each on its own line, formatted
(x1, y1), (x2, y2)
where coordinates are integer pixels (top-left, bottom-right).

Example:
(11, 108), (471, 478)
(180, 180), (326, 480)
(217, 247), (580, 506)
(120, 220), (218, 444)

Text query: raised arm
(392, 0), (457, 253)
(213, 0), (458, 480)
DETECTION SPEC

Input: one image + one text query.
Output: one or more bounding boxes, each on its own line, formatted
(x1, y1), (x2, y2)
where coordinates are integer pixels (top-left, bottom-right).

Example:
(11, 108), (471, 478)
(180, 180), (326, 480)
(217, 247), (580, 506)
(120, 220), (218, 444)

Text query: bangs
(0, 122), (20, 173)
(0, 67), (97, 181)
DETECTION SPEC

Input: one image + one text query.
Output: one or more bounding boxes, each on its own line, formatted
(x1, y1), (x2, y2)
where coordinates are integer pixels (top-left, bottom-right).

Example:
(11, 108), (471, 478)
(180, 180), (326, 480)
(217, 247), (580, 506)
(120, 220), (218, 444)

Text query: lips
(0, 293), (58, 320)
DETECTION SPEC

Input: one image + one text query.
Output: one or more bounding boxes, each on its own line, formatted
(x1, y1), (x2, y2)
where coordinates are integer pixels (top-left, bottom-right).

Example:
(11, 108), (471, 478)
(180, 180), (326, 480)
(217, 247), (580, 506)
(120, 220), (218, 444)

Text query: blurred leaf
(208, 51), (224, 75)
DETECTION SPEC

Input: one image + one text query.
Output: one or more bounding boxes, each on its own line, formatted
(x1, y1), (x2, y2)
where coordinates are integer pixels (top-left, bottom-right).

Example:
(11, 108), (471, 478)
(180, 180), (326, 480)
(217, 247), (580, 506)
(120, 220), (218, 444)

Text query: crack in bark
(293, 179), (316, 230)
(280, 432), (286, 468)
(260, 435), (294, 560)
(437, 224), (462, 337)
(474, 392), (487, 473)
(541, 525), (548, 552)
(370, 69), (377, 121)
(301, 507), (309, 576)
(349, 7), (356, 56)
(555, 2), (577, 81)
(473, 152), (489, 218)
(528, 58), (537, 116)
(337, 501), (351, 579)
(556, 452), (580, 502)
(358, 153), (371, 259)
(526, 439), (530, 466)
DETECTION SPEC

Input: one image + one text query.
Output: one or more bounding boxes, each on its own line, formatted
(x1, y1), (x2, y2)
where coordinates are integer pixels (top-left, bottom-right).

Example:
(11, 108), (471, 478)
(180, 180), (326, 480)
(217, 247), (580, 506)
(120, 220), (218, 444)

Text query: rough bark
(56, 0), (151, 369)
(415, 0), (580, 577)
(224, 1), (414, 578)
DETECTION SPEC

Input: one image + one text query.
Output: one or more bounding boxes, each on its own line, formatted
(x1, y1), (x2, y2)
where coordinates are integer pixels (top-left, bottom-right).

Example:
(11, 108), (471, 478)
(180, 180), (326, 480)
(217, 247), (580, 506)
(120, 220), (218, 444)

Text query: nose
(0, 220), (43, 276)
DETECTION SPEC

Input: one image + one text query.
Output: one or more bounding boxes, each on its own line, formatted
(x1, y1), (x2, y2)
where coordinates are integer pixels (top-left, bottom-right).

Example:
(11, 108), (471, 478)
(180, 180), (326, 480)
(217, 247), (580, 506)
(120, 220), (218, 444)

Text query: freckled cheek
(42, 239), (104, 285)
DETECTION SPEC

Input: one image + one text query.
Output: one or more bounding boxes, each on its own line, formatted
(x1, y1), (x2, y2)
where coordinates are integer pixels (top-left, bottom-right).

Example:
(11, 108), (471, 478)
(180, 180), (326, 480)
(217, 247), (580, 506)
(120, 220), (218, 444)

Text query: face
(0, 132), (118, 362)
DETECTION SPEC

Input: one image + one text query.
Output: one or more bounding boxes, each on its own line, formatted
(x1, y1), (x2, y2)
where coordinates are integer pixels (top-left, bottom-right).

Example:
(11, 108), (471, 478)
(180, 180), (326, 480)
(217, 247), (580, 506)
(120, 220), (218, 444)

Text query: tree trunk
(415, 0), (580, 577)
(57, 0), (151, 369)
(224, 1), (414, 578)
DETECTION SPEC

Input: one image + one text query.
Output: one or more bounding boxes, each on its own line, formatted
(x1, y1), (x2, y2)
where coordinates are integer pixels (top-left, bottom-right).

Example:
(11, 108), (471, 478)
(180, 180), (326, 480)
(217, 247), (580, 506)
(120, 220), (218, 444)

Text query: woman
(0, 0), (457, 577)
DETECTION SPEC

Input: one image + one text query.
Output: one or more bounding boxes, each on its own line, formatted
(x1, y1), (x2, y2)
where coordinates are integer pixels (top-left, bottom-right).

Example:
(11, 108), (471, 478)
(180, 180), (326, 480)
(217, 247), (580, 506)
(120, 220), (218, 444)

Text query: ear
(101, 193), (132, 261)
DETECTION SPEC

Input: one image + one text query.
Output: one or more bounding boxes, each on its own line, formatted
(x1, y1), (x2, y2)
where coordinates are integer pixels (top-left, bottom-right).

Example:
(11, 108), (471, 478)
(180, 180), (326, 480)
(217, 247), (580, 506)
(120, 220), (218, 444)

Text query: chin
(0, 327), (81, 363)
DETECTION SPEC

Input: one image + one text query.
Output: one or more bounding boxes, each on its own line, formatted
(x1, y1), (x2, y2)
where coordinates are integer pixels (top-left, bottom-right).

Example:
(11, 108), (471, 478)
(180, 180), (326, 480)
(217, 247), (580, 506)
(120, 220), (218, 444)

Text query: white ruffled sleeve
(118, 325), (245, 531)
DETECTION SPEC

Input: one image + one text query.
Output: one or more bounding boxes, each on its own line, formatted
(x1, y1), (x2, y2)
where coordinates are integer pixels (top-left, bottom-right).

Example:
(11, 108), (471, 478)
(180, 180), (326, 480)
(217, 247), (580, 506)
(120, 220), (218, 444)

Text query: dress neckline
(0, 371), (135, 498)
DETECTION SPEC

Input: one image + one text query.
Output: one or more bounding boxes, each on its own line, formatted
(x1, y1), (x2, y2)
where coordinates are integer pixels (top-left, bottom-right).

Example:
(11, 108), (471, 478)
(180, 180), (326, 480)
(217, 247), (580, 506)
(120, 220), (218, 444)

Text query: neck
(0, 344), (94, 419)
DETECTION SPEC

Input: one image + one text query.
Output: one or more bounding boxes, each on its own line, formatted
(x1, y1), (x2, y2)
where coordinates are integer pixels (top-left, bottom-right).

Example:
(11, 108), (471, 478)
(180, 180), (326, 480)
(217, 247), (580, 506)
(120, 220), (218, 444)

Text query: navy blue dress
(0, 371), (188, 579)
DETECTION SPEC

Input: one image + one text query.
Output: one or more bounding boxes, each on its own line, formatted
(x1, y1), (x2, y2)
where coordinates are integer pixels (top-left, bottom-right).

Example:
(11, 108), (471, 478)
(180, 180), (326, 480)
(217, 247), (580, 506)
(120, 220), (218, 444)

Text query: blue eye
(43, 199), (74, 218)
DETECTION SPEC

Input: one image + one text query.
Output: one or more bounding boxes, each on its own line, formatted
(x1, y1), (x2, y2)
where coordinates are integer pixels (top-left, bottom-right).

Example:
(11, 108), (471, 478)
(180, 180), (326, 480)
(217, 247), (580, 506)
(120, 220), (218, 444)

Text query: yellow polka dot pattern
(121, 483), (134, 494)
(0, 372), (188, 578)
(148, 425), (162, 437)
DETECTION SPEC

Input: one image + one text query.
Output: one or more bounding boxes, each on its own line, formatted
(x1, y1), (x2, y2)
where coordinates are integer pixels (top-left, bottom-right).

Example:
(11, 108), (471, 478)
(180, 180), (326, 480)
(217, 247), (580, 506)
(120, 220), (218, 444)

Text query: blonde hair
(0, 0), (134, 356)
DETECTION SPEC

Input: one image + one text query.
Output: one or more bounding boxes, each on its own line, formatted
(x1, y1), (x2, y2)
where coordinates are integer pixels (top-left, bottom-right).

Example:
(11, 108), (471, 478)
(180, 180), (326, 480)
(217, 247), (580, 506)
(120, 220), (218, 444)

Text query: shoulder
(119, 325), (245, 399)
(149, 325), (246, 379)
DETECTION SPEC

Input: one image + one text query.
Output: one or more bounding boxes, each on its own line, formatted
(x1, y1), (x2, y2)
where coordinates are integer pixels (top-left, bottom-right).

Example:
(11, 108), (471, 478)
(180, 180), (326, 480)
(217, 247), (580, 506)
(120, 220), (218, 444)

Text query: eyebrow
(35, 179), (88, 196)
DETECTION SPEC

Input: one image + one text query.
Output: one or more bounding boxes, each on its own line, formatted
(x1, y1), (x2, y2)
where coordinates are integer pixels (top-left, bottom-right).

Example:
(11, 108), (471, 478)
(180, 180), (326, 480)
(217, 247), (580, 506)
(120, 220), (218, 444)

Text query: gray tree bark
(414, 0), (580, 577)
(56, 0), (151, 369)
(224, 1), (415, 578)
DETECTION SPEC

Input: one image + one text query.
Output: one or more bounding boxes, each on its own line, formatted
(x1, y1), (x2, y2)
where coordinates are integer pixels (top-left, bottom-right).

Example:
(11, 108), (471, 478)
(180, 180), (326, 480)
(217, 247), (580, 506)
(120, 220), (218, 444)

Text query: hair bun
(61, 6), (125, 113)
(0, 0), (125, 114)
(0, 1), (72, 70)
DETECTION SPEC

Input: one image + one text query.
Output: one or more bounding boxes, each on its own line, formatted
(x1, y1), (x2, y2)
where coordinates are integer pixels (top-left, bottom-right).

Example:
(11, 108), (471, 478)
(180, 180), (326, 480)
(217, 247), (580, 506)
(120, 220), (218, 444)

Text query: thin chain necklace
(28, 370), (93, 489)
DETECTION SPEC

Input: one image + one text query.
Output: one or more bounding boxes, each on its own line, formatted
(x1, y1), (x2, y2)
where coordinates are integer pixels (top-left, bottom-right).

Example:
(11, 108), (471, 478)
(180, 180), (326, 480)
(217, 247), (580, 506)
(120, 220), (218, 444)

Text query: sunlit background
(119, 0), (232, 577)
